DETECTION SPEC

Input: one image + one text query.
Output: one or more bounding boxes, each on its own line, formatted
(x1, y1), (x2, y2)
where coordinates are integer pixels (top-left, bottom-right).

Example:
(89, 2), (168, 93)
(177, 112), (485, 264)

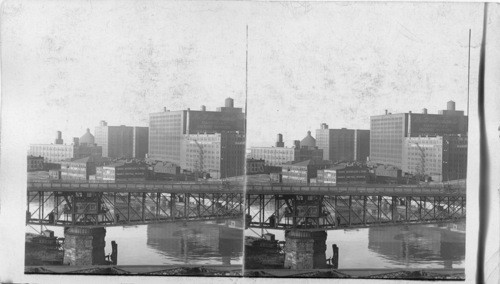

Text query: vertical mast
(467, 29), (471, 117)
(245, 25), (248, 134)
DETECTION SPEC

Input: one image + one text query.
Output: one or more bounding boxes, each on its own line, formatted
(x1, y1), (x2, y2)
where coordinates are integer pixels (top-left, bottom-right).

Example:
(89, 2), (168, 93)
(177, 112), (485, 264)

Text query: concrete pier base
(311, 231), (328, 268)
(284, 230), (327, 269)
(63, 227), (106, 266)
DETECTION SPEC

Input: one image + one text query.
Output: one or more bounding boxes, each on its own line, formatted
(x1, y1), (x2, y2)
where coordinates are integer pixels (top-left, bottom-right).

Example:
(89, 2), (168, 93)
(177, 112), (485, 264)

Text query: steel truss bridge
(27, 182), (466, 230)
(246, 184), (466, 231)
(27, 182), (244, 227)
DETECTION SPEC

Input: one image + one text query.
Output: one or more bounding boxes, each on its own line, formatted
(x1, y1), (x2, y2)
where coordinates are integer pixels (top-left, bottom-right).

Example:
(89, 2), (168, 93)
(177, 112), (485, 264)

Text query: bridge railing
(27, 181), (245, 193)
(245, 184), (465, 196)
(27, 181), (465, 196)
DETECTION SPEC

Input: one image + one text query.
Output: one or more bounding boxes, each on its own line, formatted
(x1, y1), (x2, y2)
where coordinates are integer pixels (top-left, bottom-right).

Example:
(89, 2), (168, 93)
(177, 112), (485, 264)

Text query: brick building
(316, 164), (368, 185)
(95, 162), (147, 181)
(27, 156), (44, 172)
(95, 121), (149, 159)
(281, 160), (332, 184)
(246, 158), (265, 175)
(316, 124), (370, 162)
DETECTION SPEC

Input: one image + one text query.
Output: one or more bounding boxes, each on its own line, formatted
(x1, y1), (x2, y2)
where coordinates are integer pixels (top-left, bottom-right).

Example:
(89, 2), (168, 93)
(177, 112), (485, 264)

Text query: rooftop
(283, 159), (332, 167)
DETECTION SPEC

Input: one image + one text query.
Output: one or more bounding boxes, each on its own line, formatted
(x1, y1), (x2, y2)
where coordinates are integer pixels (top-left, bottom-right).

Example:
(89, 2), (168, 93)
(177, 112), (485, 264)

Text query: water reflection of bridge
(368, 223), (465, 269)
(147, 221), (243, 265)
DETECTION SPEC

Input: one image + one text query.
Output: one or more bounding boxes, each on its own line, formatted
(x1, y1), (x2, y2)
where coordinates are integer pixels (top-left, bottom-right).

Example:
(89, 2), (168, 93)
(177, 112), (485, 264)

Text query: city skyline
(4, 2), (482, 149)
(3, 1), (496, 281)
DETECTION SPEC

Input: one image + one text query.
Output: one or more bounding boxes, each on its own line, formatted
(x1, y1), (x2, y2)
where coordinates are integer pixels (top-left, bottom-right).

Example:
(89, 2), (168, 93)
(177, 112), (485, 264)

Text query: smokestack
(55, 131), (63, 144)
(225, 97), (234, 108)
(385, 110), (388, 115)
(422, 108), (428, 114)
(447, 101), (456, 111)
(321, 123), (328, 129)
(276, 133), (284, 147)
(293, 140), (301, 149)
(163, 107), (167, 112)
(201, 105), (206, 111)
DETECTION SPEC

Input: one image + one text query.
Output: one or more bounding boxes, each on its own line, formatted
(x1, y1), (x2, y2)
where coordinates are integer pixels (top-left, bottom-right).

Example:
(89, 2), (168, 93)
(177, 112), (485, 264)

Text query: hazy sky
(2, 1), (484, 148)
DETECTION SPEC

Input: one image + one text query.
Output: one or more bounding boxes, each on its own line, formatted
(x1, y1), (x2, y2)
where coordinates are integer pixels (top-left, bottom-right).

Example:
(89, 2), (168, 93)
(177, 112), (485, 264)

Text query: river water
(26, 220), (244, 266)
(26, 220), (464, 269)
(246, 222), (465, 269)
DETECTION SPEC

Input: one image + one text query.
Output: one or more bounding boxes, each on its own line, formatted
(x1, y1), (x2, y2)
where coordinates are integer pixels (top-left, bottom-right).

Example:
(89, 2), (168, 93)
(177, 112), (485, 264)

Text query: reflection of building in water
(146, 221), (243, 264)
(368, 224), (465, 268)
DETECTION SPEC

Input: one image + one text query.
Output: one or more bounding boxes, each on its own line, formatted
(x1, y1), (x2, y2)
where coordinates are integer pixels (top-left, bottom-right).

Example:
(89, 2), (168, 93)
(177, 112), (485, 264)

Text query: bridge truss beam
(246, 194), (466, 231)
(26, 190), (244, 227)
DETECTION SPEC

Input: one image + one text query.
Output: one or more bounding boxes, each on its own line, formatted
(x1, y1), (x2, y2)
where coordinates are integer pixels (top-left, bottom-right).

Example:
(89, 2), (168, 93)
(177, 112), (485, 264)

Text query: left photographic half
(11, 1), (249, 276)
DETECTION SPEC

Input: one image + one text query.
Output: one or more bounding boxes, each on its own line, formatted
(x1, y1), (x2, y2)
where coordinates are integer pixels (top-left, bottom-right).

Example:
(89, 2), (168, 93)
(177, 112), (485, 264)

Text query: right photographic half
(243, 2), (483, 280)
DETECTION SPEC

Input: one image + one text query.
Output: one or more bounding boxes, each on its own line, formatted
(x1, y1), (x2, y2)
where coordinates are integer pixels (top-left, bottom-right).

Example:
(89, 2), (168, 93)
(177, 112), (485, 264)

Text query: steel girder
(26, 190), (244, 227)
(246, 194), (466, 231)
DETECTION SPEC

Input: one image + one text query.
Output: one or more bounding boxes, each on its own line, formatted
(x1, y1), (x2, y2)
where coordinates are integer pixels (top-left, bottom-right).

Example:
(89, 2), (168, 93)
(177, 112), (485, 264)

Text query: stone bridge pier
(283, 230), (327, 269)
(63, 227), (107, 265)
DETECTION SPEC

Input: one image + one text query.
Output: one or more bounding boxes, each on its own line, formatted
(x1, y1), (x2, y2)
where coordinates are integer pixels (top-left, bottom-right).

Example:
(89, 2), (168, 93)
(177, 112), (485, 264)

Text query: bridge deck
(27, 181), (465, 197)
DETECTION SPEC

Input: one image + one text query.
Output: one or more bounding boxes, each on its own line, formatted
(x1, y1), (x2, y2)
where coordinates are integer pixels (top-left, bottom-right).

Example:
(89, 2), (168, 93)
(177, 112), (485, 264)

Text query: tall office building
(315, 124), (370, 162)
(148, 98), (245, 164)
(180, 131), (246, 179)
(133, 127), (149, 159)
(370, 101), (468, 168)
(402, 135), (467, 182)
(95, 121), (149, 159)
(354, 129), (370, 162)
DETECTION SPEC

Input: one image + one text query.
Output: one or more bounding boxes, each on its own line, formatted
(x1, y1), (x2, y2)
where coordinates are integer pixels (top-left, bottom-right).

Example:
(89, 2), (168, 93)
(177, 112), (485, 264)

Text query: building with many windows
(370, 101), (468, 168)
(148, 98), (245, 164)
(29, 144), (75, 163)
(316, 164), (368, 185)
(27, 156), (44, 171)
(59, 156), (104, 180)
(281, 159), (332, 184)
(180, 131), (245, 179)
(248, 147), (296, 167)
(94, 121), (148, 159)
(402, 134), (467, 182)
(316, 124), (370, 162)
(95, 162), (147, 181)
(248, 133), (323, 167)
(29, 130), (102, 163)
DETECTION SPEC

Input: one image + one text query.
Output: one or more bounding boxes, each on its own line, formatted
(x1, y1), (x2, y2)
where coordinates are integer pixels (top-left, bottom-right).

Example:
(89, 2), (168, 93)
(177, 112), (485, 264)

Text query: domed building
(300, 131), (316, 149)
(28, 130), (103, 164)
(79, 128), (95, 146)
